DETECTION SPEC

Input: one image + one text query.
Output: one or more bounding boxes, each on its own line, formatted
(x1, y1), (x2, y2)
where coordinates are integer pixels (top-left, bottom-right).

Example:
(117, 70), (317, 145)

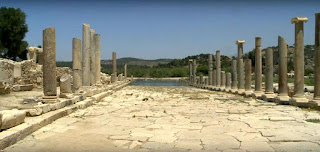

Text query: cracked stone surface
(4, 86), (320, 152)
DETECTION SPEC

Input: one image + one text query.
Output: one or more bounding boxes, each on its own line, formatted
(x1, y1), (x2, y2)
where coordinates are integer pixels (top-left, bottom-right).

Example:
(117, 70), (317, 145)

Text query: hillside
(100, 57), (172, 67)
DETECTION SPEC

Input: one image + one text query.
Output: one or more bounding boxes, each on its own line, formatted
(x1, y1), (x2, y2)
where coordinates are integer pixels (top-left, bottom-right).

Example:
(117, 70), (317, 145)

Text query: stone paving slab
(3, 85), (320, 152)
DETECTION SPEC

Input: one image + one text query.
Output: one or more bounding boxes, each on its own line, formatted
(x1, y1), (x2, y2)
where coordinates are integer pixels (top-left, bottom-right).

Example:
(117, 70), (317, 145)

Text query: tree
(0, 7), (28, 60)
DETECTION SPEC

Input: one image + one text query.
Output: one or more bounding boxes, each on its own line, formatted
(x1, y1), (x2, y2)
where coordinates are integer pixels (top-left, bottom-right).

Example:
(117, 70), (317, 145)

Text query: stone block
(0, 110), (26, 130)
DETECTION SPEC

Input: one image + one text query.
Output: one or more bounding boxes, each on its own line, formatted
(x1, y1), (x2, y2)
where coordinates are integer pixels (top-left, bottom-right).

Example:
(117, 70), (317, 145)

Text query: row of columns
(189, 14), (320, 109)
(42, 23), (128, 101)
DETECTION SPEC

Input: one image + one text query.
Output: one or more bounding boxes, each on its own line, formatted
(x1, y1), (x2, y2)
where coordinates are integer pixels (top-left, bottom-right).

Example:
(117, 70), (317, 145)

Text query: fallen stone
(0, 109), (26, 130)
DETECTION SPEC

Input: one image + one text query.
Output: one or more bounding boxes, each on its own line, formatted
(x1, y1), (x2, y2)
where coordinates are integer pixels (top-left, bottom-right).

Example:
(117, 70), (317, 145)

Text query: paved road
(4, 86), (320, 152)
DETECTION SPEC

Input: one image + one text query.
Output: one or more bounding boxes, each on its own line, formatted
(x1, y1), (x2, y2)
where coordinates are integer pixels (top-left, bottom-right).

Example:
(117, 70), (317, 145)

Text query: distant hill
(100, 57), (173, 67)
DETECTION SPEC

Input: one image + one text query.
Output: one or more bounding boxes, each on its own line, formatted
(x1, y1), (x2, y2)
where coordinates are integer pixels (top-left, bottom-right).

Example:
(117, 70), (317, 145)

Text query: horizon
(1, 0), (320, 61)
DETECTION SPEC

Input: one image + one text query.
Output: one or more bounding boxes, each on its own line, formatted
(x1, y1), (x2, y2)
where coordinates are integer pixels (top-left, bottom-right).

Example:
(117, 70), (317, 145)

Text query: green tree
(0, 7), (28, 60)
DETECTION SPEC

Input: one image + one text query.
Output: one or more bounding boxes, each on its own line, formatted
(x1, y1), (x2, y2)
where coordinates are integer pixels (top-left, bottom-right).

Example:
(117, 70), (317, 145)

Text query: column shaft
(315, 13), (320, 99)
(231, 60), (237, 89)
(255, 37), (262, 92)
(278, 36), (289, 95)
(208, 54), (213, 85)
(265, 48), (274, 93)
(216, 51), (221, 87)
(72, 38), (82, 92)
(245, 59), (252, 91)
(82, 24), (90, 86)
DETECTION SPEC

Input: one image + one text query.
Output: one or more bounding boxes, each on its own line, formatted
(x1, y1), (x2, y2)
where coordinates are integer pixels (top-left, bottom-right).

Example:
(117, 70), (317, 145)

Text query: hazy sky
(1, 0), (320, 61)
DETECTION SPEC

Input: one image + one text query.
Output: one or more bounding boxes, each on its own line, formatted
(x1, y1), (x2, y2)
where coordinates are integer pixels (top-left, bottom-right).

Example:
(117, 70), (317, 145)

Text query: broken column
(208, 54), (213, 85)
(275, 36), (290, 104)
(312, 13), (320, 106)
(189, 59), (193, 83)
(254, 37), (263, 97)
(212, 70), (216, 87)
(216, 50), (221, 87)
(226, 72), (231, 89)
(72, 38), (82, 93)
(231, 60), (237, 90)
(192, 59), (197, 85)
(221, 71), (226, 89)
(111, 52), (117, 83)
(59, 74), (72, 98)
(42, 27), (57, 101)
(244, 59), (253, 96)
(27, 47), (37, 62)
(262, 48), (276, 101)
(289, 17), (309, 107)
(94, 34), (101, 85)
(82, 24), (90, 86)
(200, 74), (204, 86)
(90, 29), (96, 86)
(124, 64), (127, 80)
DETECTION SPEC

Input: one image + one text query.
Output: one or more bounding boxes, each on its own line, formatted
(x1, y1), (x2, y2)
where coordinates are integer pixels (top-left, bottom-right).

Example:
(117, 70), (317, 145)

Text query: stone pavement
(4, 86), (320, 152)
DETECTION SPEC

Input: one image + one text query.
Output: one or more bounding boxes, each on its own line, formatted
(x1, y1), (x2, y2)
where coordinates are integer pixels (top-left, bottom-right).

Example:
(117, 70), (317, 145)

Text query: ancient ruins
(1, 12), (320, 152)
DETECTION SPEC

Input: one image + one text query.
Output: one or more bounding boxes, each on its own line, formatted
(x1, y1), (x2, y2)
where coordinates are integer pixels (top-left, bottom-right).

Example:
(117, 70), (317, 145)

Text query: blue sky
(1, 0), (320, 61)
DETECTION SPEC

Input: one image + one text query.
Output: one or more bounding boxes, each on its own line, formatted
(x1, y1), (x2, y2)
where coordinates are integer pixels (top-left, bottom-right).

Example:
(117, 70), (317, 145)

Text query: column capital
(236, 40), (245, 44)
(291, 17), (308, 24)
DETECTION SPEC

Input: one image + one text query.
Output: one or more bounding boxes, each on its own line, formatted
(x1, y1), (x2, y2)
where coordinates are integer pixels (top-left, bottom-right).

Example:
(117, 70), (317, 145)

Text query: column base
(59, 93), (74, 99)
(230, 89), (237, 94)
(274, 95), (290, 105)
(261, 93), (276, 102)
(224, 88), (231, 92)
(42, 95), (58, 103)
(251, 91), (263, 99)
(242, 91), (253, 97)
(236, 89), (245, 95)
(289, 96), (310, 108)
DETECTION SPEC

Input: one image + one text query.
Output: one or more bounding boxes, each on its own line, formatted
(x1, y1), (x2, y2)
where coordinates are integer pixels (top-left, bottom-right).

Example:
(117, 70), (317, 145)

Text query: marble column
(226, 72), (231, 89)
(43, 27), (57, 98)
(208, 54), (213, 85)
(275, 36), (290, 104)
(254, 37), (262, 93)
(290, 17), (309, 106)
(236, 40), (245, 92)
(94, 34), (101, 85)
(124, 64), (127, 79)
(192, 59), (197, 85)
(216, 50), (221, 87)
(72, 38), (82, 92)
(231, 60), (237, 90)
(90, 29), (96, 86)
(212, 70), (216, 87)
(82, 24), (90, 86)
(313, 13), (320, 105)
(262, 48), (276, 101)
(244, 59), (252, 95)
(221, 71), (226, 88)
(111, 52), (117, 83)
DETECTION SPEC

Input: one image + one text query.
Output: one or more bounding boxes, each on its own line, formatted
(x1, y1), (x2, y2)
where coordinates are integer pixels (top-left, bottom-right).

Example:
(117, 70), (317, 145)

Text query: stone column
(72, 38), (82, 93)
(111, 52), (117, 83)
(38, 48), (43, 65)
(216, 50), (221, 87)
(90, 29), (96, 86)
(275, 36), (290, 104)
(208, 54), (213, 85)
(59, 74), (72, 98)
(231, 60), (237, 90)
(221, 71), (226, 88)
(254, 37), (262, 93)
(212, 70), (216, 87)
(82, 24), (90, 86)
(236, 40), (245, 92)
(192, 59), (197, 85)
(124, 64), (127, 79)
(42, 27), (57, 99)
(238, 59), (245, 93)
(313, 13), (320, 105)
(94, 34), (101, 85)
(226, 72), (231, 89)
(245, 59), (252, 93)
(290, 17), (309, 106)
(200, 74), (204, 86)
(262, 48), (276, 101)
(189, 59), (193, 83)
